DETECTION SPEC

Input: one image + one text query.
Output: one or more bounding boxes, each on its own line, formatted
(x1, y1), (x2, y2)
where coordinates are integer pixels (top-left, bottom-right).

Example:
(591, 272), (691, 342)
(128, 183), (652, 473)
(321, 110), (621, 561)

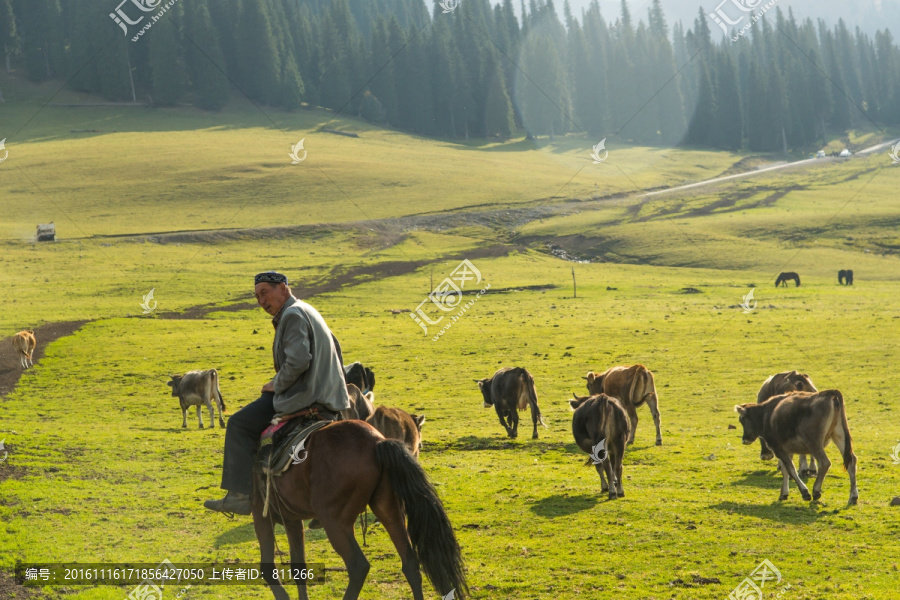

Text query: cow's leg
(807, 455), (817, 476)
(614, 448), (625, 497)
(759, 438), (774, 461)
(645, 393), (662, 445)
(284, 518), (311, 600)
(217, 400), (226, 428)
(531, 406), (540, 440)
(594, 463), (609, 493)
(778, 460), (791, 500)
(809, 448), (831, 501)
(196, 405), (204, 429)
(777, 452), (811, 501)
(181, 407), (188, 429)
(798, 454), (809, 477)
(624, 402), (638, 445)
(253, 506), (290, 600)
(831, 421), (859, 505)
(509, 409), (519, 439)
(604, 458), (618, 500)
(207, 400), (216, 429)
(495, 407), (514, 438)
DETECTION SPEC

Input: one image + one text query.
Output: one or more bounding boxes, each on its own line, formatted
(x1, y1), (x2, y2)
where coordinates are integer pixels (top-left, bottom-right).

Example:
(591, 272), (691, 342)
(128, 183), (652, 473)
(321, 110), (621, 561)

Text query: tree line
(0, 0), (898, 151)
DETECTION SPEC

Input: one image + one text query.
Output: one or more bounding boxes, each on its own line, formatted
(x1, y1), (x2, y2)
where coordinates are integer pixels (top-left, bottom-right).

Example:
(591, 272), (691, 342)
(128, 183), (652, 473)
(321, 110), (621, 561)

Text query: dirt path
(0, 321), (89, 399)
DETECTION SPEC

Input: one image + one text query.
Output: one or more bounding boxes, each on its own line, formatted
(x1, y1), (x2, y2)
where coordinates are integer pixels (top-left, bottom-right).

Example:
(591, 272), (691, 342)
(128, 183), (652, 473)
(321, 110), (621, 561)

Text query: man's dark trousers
(221, 392), (275, 496)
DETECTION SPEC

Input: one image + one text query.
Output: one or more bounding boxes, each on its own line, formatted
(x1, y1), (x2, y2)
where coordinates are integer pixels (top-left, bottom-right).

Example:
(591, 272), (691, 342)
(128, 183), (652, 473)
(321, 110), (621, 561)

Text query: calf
(735, 390), (858, 504)
(757, 371), (818, 476)
(584, 364), (662, 445)
(477, 366), (547, 439)
(341, 383), (375, 421)
(13, 330), (36, 369)
(367, 406), (426, 457)
(570, 394), (630, 499)
(167, 369), (226, 429)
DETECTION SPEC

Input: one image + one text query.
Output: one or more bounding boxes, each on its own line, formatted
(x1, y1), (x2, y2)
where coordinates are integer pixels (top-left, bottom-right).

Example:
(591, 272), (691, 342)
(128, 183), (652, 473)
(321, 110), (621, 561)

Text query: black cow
(838, 269), (854, 285)
(343, 362), (375, 393)
(477, 367), (547, 439)
(570, 393), (630, 499)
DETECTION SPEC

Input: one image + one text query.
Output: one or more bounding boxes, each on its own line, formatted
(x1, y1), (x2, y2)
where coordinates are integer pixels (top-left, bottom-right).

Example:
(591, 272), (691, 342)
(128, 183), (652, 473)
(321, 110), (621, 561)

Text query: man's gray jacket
(271, 296), (350, 416)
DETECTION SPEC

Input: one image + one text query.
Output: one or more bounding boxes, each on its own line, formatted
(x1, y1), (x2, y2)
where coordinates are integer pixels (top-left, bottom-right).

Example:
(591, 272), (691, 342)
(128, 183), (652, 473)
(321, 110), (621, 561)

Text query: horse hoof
(779, 494), (788, 501)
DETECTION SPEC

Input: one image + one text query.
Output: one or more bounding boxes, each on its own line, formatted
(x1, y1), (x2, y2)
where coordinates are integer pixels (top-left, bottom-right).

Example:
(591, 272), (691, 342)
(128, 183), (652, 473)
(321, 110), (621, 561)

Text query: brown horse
(252, 420), (467, 600)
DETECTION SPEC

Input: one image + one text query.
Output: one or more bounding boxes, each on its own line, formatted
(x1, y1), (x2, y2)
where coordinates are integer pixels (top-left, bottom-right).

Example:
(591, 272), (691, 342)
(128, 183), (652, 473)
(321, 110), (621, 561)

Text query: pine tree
(148, 15), (188, 106)
(715, 50), (742, 150)
(184, 0), (229, 111)
(483, 49), (515, 138)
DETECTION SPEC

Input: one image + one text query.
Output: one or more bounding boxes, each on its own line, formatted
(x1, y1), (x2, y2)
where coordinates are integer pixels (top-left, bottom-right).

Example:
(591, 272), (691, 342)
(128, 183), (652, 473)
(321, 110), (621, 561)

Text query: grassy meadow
(2, 77), (900, 599)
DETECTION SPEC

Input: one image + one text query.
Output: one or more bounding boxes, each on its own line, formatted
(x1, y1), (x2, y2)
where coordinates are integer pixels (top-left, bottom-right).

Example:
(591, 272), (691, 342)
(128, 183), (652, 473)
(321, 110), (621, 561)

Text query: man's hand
(261, 381), (275, 393)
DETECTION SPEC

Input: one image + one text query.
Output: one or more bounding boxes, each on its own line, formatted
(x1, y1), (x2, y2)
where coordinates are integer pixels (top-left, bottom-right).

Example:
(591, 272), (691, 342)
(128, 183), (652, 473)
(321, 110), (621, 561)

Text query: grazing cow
(735, 390), (858, 504)
(584, 364), (662, 445)
(570, 393), (630, 499)
(838, 270), (854, 285)
(343, 362), (375, 393)
(477, 367), (547, 439)
(775, 272), (801, 287)
(167, 369), (226, 429)
(757, 371), (819, 476)
(12, 330), (36, 369)
(367, 406), (426, 457)
(340, 383), (375, 421)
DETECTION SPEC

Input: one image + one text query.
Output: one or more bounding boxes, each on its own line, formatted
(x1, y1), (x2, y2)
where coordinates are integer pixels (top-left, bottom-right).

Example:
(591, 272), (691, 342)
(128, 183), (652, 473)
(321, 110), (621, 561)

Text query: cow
(584, 364), (662, 445)
(838, 269), (854, 285)
(343, 362), (375, 393)
(775, 272), (801, 287)
(570, 393), (630, 499)
(340, 383), (375, 421)
(166, 369), (226, 429)
(735, 390), (858, 504)
(477, 367), (547, 439)
(366, 406), (426, 457)
(12, 330), (36, 369)
(757, 371), (819, 476)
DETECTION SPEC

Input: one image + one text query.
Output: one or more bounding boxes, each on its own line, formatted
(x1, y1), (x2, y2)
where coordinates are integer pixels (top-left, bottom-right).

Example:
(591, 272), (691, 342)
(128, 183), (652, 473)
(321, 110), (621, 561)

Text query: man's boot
(204, 491), (251, 515)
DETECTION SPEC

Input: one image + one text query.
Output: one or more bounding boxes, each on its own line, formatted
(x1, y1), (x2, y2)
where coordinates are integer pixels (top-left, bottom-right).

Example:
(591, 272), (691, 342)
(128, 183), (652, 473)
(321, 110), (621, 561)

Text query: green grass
(2, 79), (900, 599)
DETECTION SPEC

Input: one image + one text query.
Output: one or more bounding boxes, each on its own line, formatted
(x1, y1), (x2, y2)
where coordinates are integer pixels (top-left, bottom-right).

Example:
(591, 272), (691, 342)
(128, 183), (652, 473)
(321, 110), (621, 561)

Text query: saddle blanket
(259, 419), (331, 476)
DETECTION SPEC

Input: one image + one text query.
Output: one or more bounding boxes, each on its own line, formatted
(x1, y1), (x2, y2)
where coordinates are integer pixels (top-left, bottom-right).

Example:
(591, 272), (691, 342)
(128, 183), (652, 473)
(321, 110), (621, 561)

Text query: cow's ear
(414, 414), (426, 428)
(477, 379), (484, 389)
(166, 380), (174, 387)
(734, 405), (746, 415)
(568, 400), (579, 411)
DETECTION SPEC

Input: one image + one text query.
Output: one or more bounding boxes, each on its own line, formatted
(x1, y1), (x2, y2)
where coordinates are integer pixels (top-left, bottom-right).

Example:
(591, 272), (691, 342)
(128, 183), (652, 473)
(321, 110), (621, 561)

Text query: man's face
(255, 282), (290, 316)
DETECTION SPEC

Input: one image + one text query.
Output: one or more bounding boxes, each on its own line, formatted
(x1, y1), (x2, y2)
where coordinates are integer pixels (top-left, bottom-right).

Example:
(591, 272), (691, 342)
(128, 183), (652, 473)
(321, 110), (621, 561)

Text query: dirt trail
(0, 321), (89, 399)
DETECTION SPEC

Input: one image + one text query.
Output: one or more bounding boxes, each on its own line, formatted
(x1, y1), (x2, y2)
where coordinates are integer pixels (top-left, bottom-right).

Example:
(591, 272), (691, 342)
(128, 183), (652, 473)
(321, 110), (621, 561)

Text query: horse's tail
(375, 440), (468, 599)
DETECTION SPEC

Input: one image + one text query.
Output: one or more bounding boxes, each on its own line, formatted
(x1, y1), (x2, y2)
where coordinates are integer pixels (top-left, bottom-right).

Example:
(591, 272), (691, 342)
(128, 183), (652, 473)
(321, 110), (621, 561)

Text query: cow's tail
(832, 391), (854, 471)
(526, 371), (547, 428)
(212, 369), (226, 412)
(375, 440), (468, 599)
(630, 366), (651, 408)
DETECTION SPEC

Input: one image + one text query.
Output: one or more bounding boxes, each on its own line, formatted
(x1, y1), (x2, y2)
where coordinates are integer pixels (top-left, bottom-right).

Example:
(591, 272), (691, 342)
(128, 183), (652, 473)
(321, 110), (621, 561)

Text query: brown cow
(584, 364), (662, 445)
(735, 390), (858, 504)
(341, 383), (375, 421)
(13, 330), (36, 369)
(757, 371), (819, 476)
(167, 369), (226, 429)
(477, 367), (547, 439)
(570, 393), (630, 499)
(366, 406), (426, 458)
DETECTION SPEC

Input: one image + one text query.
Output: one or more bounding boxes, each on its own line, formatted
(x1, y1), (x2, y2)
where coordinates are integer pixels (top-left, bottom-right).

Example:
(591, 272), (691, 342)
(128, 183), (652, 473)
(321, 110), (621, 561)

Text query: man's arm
(272, 311), (313, 393)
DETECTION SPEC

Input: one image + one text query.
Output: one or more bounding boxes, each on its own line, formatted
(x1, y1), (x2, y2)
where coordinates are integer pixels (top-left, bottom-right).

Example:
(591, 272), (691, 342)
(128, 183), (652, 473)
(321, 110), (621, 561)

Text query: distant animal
(570, 393), (630, 499)
(775, 272), (801, 287)
(367, 406), (426, 458)
(477, 367), (547, 439)
(12, 330), (36, 369)
(584, 364), (662, 445)
(341, 383), (375, 421)
(166, 369), (226, 429)
(838, 269), (854, 285)
(344, 361), (375, 393)
(757, 371), (819, 476)
(735, 389), (858, 504)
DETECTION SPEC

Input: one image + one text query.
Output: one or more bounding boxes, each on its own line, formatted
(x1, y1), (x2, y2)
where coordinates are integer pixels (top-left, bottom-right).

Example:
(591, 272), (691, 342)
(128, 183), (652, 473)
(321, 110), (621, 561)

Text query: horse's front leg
(284, 518), (311, 600)
(253, 504), (290, 600)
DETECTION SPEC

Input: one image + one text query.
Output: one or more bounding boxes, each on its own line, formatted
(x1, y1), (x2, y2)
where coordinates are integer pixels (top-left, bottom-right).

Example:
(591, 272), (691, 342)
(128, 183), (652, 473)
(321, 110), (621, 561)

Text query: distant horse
(252, 420), (467, 600)
(775, 272), (800, 287)
(838, 270), (854, 285)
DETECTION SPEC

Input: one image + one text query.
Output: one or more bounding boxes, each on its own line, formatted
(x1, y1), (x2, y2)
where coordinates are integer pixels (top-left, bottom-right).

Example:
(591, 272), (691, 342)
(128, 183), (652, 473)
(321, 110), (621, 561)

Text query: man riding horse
(204, 271), (350, 515)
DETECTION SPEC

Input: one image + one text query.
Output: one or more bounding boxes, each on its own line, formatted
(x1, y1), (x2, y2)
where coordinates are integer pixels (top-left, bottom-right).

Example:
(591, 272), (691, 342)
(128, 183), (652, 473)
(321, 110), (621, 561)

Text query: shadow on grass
(711, 501), (828, 524)
(731, 469), (790, 489)
(214, 521), (331, 549)
(530, 493), (599, 518)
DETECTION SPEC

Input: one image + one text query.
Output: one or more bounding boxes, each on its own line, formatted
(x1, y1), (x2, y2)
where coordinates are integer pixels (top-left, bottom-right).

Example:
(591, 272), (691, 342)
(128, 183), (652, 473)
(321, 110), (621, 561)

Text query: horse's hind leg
(320, 516), (369, 600)
(284, 518), (311, 600)
(252, 508), (290, 600)
(370, 479), (424, 600)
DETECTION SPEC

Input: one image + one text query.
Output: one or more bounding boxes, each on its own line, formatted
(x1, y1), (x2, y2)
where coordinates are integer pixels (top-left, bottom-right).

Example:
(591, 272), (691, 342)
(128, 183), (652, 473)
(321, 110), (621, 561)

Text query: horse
(775, 272), (800, 287)
(838, 270), (854, 285)
(251, 419), (468, 600)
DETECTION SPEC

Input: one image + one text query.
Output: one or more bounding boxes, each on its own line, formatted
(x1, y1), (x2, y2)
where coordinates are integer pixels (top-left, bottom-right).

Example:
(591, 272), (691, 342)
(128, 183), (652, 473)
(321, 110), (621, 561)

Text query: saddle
(257, 405), (337, 477)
